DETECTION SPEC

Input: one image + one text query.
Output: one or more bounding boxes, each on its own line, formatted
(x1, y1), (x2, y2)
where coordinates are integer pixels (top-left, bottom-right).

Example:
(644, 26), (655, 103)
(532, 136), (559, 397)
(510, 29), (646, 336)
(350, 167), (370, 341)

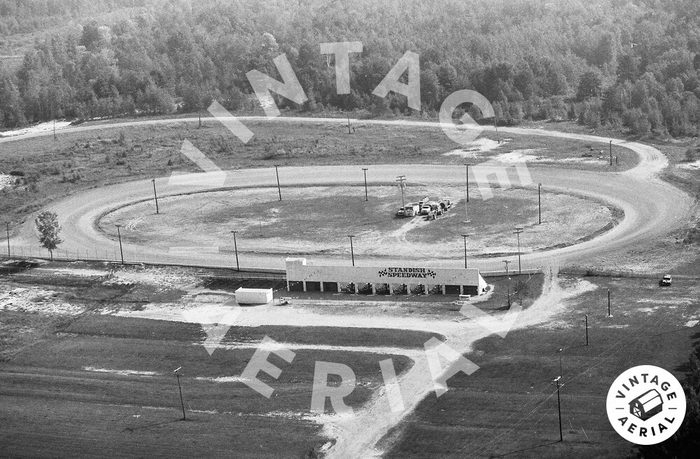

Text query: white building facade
(285, 258), (488, 296)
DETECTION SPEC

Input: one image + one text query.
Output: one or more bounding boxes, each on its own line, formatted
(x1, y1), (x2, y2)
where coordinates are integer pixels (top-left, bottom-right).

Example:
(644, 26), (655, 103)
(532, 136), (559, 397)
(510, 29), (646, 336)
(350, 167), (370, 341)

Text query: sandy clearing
(0, 120), (71, 138)
(443, 138), (506, 156)
(195, 375), (251, 383)
(203, 341), (426, 359)
(0, 287), (83, 315)
(677, 160), (700, 170)
(0, 173), (14, 190)
(34, 267), (110, 277)
(83, 367), (160, 377)
(118, 302), (466, 335)
(491, 150), (608, 165)
(103, 269), (198, 288)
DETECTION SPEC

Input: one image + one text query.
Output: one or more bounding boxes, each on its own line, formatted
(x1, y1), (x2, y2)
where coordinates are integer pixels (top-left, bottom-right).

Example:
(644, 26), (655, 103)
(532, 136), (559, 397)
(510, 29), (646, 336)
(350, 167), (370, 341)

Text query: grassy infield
(0, 118), (697, 457)
(0, 118), (633, 230)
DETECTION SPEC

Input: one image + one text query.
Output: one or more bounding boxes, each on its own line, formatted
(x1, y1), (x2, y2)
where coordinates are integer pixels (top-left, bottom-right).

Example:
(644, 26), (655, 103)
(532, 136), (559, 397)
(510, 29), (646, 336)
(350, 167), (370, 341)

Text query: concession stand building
(285, 258), (488, 296)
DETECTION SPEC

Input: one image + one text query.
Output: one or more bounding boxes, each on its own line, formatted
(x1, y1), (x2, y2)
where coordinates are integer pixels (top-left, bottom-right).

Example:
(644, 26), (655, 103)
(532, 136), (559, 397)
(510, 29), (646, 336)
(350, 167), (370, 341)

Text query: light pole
(231, 230), (240, 271)
(5, 222), (10, 257)
(607, 288), (612, 317)
(348, 235), (355, 267)
(514, 227), (524, 275)
(609, 140), (613, 166)
(585, 314), (589, 346)
(554, 376), (563, 442)
(461, 234), (469, 269)
(395, 175), (406, 210)
(115, 224), (124, 264)
(174, 367), (186, 420)
(538, 183), (542, 224)
(152, 178), (160, 214)
(274, 165), (282, 201)
(362, 168), (368, 201)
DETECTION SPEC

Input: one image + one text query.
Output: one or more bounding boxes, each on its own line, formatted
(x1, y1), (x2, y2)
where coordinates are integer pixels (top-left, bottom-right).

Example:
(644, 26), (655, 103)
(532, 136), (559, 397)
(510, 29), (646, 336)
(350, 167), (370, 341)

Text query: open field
(1, 253), (698, 458)
(382, 275), (700, 457)
(98, 184), (616, 259)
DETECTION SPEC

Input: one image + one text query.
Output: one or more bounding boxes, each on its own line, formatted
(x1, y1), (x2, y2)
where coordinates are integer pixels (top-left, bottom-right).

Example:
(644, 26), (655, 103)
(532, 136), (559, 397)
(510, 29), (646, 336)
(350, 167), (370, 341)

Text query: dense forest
(0, 0), (699, 137)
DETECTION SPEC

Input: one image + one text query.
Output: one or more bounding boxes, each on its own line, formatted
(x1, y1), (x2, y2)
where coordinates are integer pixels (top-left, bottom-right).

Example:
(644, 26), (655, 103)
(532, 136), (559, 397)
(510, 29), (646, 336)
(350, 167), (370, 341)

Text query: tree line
(0, 0), (698, 137)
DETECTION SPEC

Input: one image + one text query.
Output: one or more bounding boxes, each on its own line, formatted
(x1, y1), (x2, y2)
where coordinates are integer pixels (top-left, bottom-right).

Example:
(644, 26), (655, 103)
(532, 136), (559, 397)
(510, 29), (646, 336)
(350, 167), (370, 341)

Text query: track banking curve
(4, 116), (693, 272)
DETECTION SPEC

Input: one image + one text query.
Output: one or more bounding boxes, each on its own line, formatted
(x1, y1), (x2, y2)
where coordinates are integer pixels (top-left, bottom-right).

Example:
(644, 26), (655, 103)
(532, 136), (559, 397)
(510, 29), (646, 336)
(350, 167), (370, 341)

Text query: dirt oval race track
(5, 116), (694, 272)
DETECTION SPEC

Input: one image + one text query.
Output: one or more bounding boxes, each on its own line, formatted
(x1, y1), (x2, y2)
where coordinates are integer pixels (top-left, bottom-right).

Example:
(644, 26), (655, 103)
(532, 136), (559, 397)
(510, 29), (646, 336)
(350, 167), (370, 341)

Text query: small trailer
(235, 287), (273, 305)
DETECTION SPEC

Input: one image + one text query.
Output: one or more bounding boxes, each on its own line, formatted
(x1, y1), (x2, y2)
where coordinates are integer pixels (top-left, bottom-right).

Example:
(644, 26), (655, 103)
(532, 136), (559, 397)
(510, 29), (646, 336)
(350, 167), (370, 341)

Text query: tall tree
(35, 210), (63, 261)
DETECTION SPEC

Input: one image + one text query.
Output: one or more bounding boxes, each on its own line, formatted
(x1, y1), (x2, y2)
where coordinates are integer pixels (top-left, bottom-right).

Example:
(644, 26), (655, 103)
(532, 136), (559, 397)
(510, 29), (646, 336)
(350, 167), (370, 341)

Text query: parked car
(404, 203), (419, 216)
(396, 207), (405, 217)
(659, 274), (672, 287)
(421, 204), (431, 215)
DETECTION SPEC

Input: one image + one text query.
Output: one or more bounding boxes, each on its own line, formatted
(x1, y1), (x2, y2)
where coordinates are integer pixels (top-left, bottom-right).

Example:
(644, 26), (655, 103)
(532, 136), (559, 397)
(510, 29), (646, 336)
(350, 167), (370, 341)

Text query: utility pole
(231, 230), (240, 271)
(494, 114), (499, 143)
(554, 376), (563, 442)
(585, 314), (589, 346)
(274, 165), (282, 201)
(503, 260), (511, 307)
(198, 112), (202, 128)
(348, 235), (355, 267)
(538, 183), (542, 224)
(347, 113), (351, 134)
(362, 168), (368, 201)
(151, 178), (159, 214)
(461, 234), (470, 269)
(5, 222), (10, 257)
(607, 288), (611, 317)
(115, 224), (124, 264)
(174, 367), (186, 420)
(396, 175), (406, 210)
(558, 348), (564, 379)
(514, 227), (524, 275)
(464, 163), (470, 202)
(609, 140), (613, 166)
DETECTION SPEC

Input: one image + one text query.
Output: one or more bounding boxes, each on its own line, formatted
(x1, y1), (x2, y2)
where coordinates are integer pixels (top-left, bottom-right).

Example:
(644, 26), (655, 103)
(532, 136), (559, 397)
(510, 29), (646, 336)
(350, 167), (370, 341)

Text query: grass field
(0, 311), (418, 457)
(381, 275), (700, 457)
(98, 184), (616, 259)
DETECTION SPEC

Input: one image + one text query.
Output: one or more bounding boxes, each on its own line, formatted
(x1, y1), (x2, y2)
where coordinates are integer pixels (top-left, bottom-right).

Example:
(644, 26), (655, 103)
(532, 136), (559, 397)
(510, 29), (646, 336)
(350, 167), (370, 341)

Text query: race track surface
(5, 116), (693, 273)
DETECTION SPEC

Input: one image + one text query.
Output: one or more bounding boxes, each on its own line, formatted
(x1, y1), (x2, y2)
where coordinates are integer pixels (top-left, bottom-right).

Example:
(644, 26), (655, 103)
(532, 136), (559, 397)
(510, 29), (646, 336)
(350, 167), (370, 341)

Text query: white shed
(235, 287), (273, 305)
